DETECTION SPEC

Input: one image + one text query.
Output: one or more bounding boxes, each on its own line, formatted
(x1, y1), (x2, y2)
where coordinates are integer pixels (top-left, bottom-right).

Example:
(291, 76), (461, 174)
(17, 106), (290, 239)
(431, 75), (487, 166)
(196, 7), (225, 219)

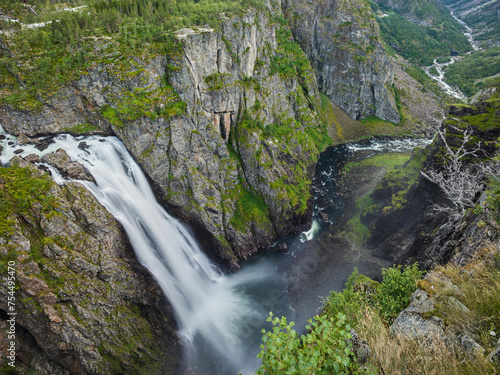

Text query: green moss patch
(229, 184), (271, 233)
(62, 123), (102, 134)
(0, 164), (54, 237)
(459, 100), (500, 132)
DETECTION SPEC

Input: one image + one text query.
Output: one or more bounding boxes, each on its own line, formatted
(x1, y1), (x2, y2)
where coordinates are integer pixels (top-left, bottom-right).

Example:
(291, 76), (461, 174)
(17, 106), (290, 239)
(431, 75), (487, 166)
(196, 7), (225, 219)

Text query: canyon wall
(0, 158), (180, 374)
(1, 4), (330, 266)
(282, 0), (400, 123)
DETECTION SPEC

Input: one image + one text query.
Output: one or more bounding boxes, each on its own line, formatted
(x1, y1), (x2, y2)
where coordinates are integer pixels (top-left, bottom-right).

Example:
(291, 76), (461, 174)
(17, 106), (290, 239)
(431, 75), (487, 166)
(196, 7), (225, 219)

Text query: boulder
(42, 148), (95, 182)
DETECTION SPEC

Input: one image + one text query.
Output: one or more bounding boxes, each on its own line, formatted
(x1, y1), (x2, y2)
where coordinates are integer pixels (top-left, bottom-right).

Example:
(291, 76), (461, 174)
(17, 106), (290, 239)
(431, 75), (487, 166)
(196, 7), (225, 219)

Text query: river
(0, 128), (431, 374)
(423, 12), (479, 100)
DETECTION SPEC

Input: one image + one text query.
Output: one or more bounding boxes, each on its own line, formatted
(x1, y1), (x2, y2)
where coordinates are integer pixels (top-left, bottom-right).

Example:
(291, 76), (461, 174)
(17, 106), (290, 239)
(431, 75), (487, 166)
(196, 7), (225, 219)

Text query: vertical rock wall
(282, 0), (400, 123)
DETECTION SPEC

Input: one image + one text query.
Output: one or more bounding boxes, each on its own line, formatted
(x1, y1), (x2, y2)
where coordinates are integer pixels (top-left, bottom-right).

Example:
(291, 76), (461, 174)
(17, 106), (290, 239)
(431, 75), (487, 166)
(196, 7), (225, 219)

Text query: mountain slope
(441, 0), (500, 47)
(370, 0), (472, 64)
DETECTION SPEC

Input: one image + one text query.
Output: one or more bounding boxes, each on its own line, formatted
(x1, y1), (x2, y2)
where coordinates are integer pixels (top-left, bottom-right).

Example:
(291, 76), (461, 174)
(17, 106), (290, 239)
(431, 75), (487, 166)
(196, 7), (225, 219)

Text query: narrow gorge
(1, 0), (499, 374)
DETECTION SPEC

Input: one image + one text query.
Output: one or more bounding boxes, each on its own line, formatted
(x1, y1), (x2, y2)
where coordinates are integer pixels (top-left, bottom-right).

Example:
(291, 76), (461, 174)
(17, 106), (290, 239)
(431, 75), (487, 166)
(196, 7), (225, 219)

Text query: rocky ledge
(391, 253), (500, 369)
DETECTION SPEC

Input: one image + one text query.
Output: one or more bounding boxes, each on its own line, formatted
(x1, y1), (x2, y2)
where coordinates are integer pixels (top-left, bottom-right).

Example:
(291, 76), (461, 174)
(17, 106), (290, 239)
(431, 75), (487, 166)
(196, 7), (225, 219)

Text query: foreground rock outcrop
(0, 157), (180, 374)
(391, 246), (500, 371)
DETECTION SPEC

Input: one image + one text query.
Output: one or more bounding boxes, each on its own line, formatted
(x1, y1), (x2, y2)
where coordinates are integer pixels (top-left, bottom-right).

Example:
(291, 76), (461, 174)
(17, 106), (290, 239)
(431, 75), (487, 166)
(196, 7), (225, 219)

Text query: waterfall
(1, 127), (432, 373)
(0, 129), (284, 374)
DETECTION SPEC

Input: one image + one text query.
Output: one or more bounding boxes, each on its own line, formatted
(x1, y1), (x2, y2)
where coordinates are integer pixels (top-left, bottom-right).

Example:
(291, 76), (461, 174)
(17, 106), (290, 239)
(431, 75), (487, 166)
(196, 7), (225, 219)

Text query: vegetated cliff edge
(0, 157), (180, 375)
(360, 88), (500, 268)
(310, 88), (500, 372)
(0, 0), (401, 267)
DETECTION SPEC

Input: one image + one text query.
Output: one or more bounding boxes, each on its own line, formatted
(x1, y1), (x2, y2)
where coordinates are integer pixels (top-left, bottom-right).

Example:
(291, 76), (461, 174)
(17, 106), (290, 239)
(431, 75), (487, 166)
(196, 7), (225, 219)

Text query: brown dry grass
(353, 242), (500, 374)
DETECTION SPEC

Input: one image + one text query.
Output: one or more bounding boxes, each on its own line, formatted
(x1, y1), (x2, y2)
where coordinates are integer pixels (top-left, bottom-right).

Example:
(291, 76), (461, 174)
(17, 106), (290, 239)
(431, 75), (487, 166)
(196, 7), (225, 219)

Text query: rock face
(282, 0), (400, 123)
(390, 289), (448, 345)
(0, 158), (180, 374)
(0, 4), (327, 265)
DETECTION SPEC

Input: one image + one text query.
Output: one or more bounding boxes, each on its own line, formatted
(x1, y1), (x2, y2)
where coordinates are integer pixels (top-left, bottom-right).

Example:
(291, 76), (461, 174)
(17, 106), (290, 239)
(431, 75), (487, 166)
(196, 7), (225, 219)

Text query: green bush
(323, 268), (367, 324)
(375, 263), (423, 323)
(324, 264), (423, 326)
(257, 312), (367, 374)
(429, 66), (439, 76)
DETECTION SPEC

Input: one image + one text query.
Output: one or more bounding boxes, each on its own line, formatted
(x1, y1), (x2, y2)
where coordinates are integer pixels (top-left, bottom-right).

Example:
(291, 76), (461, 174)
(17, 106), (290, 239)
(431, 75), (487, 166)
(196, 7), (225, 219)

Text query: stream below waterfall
(423, 13), (478, 100)
(0, 127), (431, 374)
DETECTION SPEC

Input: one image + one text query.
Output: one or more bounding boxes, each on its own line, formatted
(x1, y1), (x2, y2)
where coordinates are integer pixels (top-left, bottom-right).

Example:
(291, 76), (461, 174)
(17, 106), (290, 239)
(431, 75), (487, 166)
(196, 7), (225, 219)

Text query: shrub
(375, 263), (423, 323)
(323, 268), (367, 324)
(257, 312), (368, 374)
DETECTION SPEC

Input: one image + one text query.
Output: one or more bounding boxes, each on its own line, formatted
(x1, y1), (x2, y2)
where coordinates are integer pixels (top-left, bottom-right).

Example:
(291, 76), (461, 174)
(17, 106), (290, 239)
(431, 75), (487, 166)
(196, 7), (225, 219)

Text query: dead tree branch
(421, 125), (485, 219)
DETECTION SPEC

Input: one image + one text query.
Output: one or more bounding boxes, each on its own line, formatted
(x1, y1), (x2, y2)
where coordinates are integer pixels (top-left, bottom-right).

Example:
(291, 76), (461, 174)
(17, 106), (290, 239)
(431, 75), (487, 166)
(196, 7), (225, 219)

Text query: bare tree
(421, 125), (484, 219)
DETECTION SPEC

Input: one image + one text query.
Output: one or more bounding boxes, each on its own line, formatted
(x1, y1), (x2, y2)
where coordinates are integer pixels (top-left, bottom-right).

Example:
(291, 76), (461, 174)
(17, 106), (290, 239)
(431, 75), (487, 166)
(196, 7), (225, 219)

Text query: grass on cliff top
(421, 242), (500, 351)
(0, 0), (264, 109)
(381, 242), (500, 374)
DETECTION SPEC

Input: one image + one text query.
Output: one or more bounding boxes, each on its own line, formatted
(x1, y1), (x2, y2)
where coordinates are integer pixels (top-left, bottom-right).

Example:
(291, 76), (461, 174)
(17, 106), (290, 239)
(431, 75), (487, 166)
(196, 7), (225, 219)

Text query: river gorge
(0, 126), (432, 374)
(1, 0), (499, 373)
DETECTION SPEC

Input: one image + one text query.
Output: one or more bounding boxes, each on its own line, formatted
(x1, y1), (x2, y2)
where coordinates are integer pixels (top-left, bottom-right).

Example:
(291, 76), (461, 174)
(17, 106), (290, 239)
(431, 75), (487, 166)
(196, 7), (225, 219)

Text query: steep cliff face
(0, 157), (180, 374)
(281, 0), (400, 123)
(0, 4), (328, 265)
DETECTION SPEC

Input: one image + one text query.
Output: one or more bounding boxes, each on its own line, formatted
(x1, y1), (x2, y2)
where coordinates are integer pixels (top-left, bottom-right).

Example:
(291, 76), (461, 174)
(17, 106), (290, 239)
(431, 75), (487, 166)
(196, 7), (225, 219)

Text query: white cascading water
(1, 129), (281, 374)
(1, 128), (433, 373)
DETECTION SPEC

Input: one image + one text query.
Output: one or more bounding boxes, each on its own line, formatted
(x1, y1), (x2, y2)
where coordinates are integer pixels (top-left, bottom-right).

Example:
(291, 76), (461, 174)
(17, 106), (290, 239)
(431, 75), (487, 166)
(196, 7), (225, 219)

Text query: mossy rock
(417, 279), (436, 296)
(354, 274), (381, 293)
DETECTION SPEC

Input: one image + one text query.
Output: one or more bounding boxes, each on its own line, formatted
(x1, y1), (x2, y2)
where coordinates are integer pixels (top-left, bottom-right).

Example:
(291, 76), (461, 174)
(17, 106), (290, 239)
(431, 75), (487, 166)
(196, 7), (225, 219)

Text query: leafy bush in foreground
(257, 264), (422, 373)
(375, 263), (423, 322)
(256, 312), (369, 374)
